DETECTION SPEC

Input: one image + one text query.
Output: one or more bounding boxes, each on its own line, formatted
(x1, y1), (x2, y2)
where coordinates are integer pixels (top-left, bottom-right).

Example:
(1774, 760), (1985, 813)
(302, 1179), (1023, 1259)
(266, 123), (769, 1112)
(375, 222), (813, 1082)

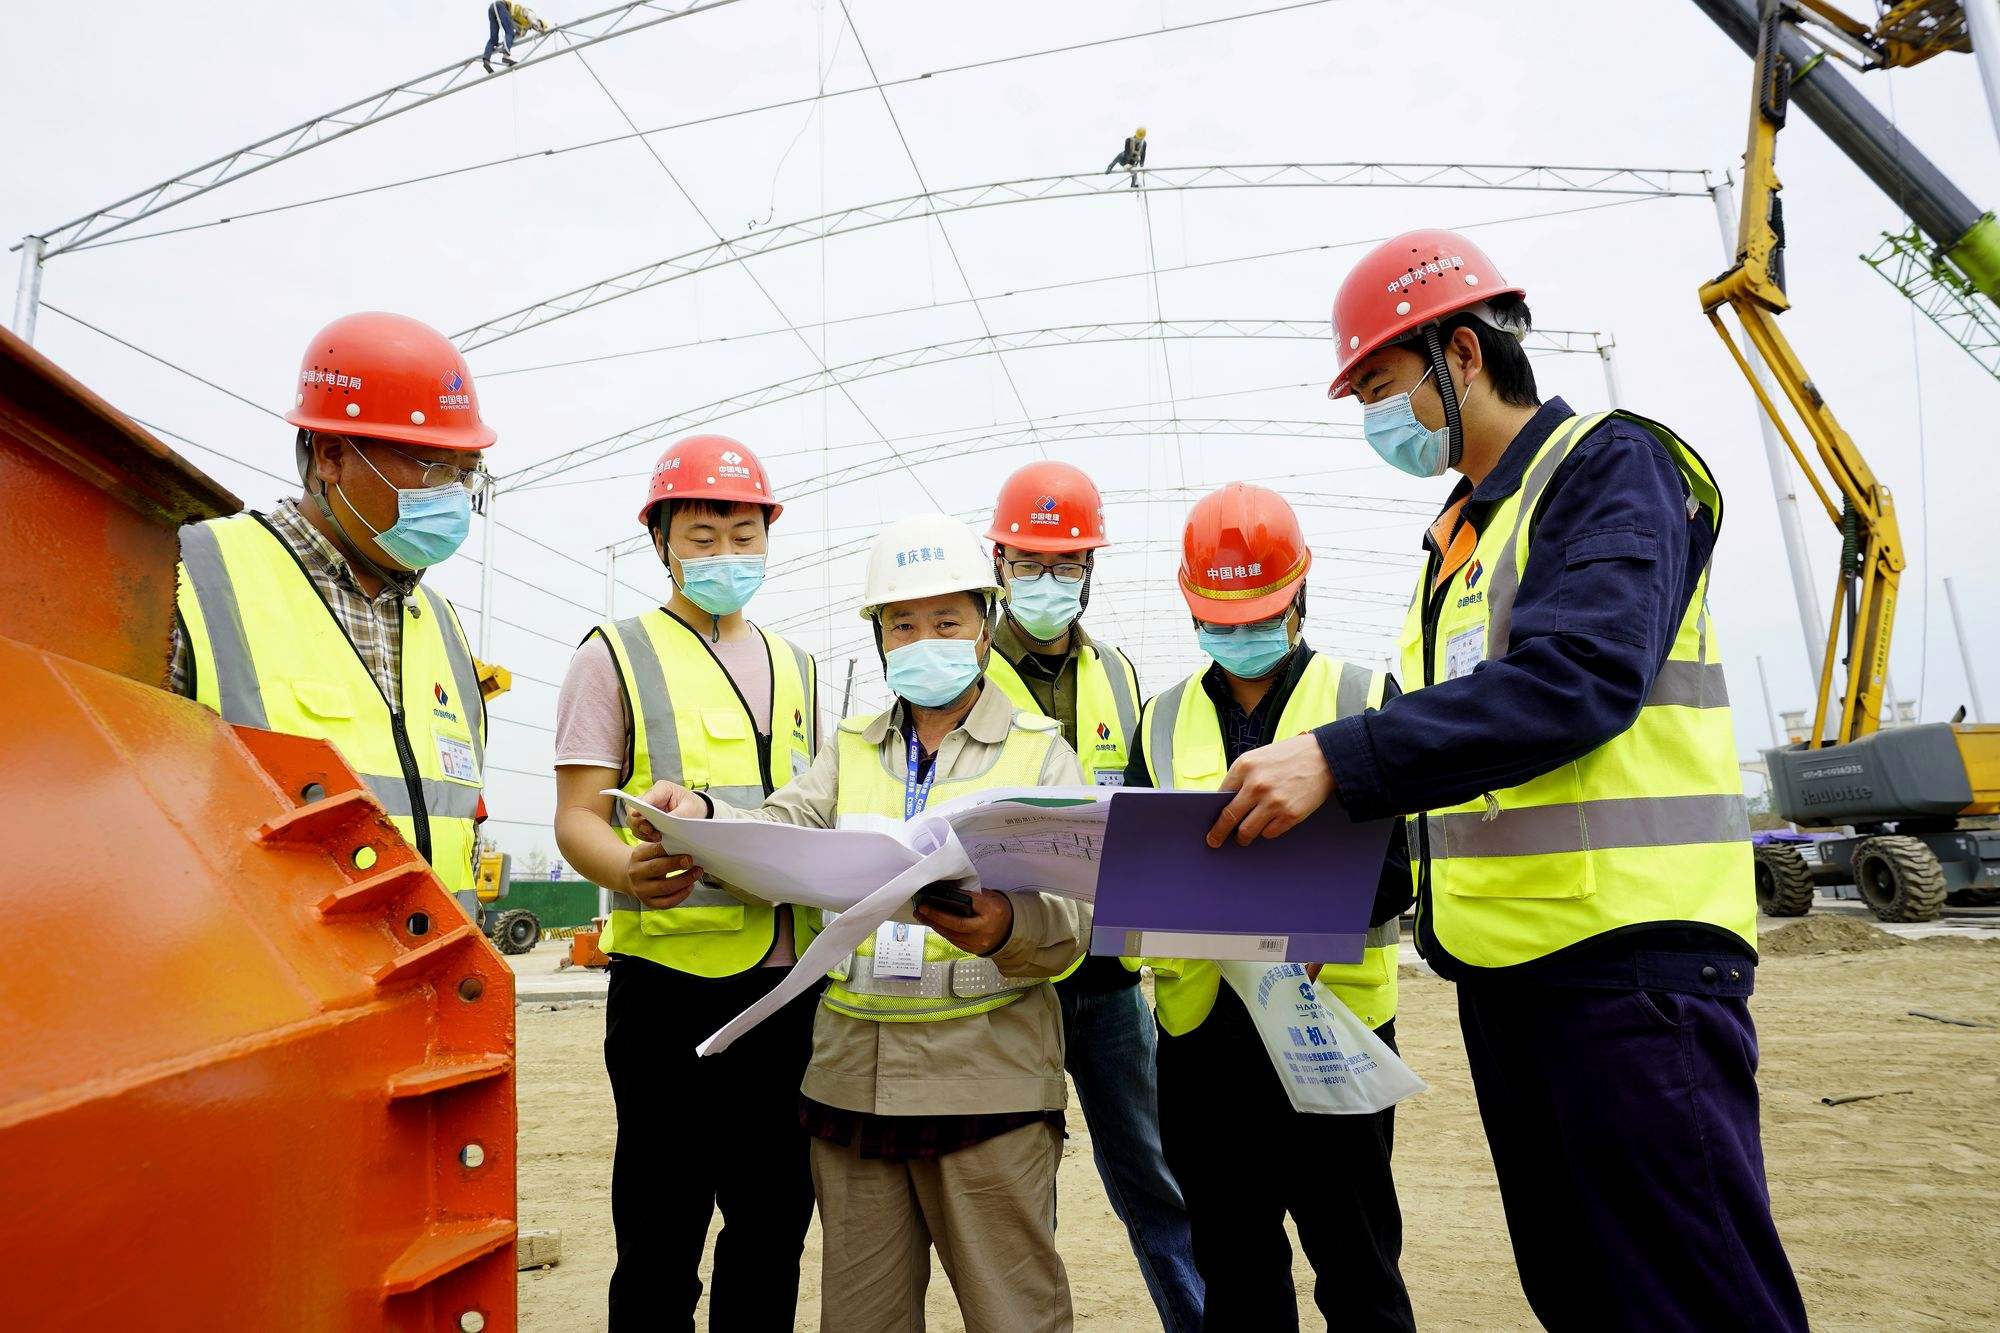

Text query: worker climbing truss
(16, 0), (736, 260)
(498, 319), (1616, 494)
(451, 164), (1710, 351)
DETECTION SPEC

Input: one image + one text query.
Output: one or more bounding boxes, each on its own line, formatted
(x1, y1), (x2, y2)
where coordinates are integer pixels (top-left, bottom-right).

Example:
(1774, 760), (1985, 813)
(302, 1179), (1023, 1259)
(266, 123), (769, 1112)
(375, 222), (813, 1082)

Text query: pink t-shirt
(556, 622), (796, 967)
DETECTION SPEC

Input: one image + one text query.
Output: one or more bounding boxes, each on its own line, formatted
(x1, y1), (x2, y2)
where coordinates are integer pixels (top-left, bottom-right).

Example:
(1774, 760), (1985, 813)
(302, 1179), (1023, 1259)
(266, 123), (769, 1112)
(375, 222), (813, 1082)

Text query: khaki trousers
(812, 1120), (1072, 1333)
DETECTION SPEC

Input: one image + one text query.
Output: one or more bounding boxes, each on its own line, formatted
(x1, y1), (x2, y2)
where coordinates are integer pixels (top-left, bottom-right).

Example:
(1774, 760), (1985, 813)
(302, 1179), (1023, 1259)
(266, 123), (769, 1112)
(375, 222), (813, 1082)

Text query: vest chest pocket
(291, 679), (356, 721)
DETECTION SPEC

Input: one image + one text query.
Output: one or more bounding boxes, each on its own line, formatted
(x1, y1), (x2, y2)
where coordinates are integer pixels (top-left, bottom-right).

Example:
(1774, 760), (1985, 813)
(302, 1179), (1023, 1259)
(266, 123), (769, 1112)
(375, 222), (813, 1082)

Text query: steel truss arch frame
(17, 0), (740, 262)
(505, 318), (1612, 494)
(452, 162), (1710, 351)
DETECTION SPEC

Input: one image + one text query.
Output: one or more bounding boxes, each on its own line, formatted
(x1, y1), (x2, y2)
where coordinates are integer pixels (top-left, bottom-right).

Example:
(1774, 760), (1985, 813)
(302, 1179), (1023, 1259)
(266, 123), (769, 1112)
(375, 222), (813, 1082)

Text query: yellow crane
(1695, 0), (2000, 920)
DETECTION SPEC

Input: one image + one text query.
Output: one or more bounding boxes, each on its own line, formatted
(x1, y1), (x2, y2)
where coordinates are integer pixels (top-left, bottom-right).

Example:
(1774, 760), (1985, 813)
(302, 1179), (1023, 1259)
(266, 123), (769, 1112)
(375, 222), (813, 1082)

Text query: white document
(695, 826), (974, 1056)
(606, 785), (1112, 908)
(607, 786), (1124, 1058)
(1219, 961), (1428, 1115)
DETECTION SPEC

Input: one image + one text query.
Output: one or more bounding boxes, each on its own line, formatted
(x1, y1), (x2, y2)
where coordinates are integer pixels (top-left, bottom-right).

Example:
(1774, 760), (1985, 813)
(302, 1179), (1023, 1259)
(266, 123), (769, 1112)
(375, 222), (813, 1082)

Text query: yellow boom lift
(1695, 0), (2000, 920)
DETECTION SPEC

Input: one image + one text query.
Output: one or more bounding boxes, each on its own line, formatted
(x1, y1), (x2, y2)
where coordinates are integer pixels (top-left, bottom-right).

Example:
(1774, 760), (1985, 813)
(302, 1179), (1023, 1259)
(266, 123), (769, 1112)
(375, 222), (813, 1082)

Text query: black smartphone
(915, 885), (978, 918)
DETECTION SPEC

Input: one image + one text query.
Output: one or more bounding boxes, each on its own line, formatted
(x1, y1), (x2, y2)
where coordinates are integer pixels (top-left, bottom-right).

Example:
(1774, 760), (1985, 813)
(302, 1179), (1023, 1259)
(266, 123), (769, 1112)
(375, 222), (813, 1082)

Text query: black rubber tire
(494, 909), (542, 955)
(1852, 836), (1948, 923)
(1753, 844), (1817, 917)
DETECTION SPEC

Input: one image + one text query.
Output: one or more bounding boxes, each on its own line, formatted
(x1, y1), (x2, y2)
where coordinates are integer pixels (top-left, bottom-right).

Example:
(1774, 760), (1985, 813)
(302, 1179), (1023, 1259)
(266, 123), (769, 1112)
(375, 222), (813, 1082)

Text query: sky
(5, 0), (1997, 868)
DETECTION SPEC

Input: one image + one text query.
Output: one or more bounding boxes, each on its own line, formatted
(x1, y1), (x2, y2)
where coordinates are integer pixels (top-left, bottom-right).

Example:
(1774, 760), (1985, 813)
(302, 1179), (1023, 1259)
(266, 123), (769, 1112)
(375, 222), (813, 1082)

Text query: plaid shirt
(800, 1097), (1062, 1163)
(171, 499), (415, 704)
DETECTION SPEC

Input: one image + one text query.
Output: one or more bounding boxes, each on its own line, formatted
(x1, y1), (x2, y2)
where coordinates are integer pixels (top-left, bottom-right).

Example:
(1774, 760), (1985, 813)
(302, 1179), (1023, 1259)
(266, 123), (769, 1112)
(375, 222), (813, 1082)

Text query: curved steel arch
(502, 318), (1612, 493)
(19, 1), (737, 262)
(452, 162), (1709, 351)
(604, 418), (1376, 557)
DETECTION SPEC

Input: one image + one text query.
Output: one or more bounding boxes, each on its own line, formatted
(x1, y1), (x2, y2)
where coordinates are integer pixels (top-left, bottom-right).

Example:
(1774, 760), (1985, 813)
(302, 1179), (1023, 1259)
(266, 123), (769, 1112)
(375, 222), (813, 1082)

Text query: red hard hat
(638, 434), (783, 528)
(1326, 230), (1524, 399)
(984, 460), (1109, 552)
(284, 312), (496, 451)
(1178, 482), (1312, 624)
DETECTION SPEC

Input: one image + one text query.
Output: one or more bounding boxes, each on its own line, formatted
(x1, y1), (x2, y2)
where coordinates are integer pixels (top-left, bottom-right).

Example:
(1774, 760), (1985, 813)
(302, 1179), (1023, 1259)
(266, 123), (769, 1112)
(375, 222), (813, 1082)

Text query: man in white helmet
(631, 513), (1089, 1333)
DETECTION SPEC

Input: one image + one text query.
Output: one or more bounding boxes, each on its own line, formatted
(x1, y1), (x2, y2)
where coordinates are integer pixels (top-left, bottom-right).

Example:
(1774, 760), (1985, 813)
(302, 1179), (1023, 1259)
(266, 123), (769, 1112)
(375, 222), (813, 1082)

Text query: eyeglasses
(1006, 558), (1089, 585)
(365, 440), (491, 499)
(1193, 611), (1287, 637)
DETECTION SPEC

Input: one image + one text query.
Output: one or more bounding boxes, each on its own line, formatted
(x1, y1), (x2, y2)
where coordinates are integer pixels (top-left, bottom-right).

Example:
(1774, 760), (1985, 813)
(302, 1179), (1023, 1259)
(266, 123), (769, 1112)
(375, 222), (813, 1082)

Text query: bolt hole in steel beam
(353, 844), (378, 871)
(458, 976), (486, 1002)
(406, 911), (432, 938)
(300, 781), (327, 803)
(460, 1143), (486, 1169)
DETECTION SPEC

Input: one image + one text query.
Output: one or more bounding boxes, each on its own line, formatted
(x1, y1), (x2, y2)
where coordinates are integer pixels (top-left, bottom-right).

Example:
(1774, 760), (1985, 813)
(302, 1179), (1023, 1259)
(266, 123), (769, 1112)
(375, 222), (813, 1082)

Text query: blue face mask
(675, 553), (766, 616)
(1196, 617), (1293, 680)
(1361, 364), (1452, 479)
(886, 636), (984, 708)
(346, 446), (473, 568)
(1007, 572), (1085, 641)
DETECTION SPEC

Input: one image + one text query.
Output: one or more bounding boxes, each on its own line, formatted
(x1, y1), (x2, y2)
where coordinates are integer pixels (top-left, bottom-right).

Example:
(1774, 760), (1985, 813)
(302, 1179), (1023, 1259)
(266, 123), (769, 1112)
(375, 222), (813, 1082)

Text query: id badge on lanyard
(875, 730), (936, 980)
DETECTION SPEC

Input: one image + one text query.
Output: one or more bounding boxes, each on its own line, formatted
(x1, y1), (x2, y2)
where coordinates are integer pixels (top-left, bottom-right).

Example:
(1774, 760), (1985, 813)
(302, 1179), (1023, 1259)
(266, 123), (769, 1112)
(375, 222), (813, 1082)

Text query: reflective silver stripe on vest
(421, 584), (485, 771)
(606, 881), (743, 912)
(178, 522), (268, 728)
(1430, 793), (1750, 860)
(1484, 413), (1598, 656)
(1647, 660), (1730, 709)
(612, 615), (681, 779)
(358, 772), (483, 821)
(832, 953), (1039, 999)
(1147, 679), (1190, 790)
(1365, 917), (1399, 949)
(1335, 660), (1375, 718)
(1098, 646), (1139, 747)
(608, 784), (768, 831)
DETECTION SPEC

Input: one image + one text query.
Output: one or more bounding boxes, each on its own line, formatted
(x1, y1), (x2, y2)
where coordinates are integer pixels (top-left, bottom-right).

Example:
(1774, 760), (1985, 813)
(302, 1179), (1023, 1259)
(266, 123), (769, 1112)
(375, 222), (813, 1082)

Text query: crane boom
(1692, 0), (2000, 303)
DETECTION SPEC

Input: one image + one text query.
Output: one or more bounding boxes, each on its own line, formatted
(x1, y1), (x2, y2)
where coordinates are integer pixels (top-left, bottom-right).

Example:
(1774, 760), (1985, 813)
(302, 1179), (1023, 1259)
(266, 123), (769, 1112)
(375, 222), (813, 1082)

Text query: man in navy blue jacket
(1206, 230), (1806, 1332)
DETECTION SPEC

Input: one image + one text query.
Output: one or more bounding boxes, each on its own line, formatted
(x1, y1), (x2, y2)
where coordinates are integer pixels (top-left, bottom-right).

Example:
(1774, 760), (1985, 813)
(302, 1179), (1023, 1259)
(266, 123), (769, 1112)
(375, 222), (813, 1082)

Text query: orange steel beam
(0, 327), (517, 1332)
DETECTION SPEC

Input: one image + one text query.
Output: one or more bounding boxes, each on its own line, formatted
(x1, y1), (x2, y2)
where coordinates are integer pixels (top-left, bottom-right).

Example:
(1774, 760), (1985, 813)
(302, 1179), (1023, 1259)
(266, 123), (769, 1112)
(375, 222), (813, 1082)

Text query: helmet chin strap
(1422, 325), (1467, 472)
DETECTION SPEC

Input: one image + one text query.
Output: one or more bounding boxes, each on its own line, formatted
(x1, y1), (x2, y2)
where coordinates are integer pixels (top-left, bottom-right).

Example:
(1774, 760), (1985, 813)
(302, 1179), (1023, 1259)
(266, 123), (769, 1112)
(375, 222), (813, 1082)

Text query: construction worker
(1127, 482), (1414, 1332)
(982, 461), (1202, 1331)
(482, 1), (550, 72)
(172, 312), (492, 920)
(1105, 125), (1148, 187)
(549, 433), (820, 1331)
(632, 514), (1088, 1333)
(1210, 230), (1807, 1330)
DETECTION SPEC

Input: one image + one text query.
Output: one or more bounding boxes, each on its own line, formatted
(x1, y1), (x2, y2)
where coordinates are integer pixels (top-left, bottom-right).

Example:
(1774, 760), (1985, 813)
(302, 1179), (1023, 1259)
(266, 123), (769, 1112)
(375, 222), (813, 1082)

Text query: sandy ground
(516, 924), (2000, 1331)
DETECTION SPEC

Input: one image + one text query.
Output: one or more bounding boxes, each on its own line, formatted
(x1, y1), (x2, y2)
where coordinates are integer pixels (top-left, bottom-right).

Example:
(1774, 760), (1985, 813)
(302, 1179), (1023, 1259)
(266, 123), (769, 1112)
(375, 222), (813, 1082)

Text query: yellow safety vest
(1398, 410), (1755, 971)
(1139, 654), (1399, 1034)
(823, 705), (1065, 1022)
(175, 513), (484, 902)
(984, 638), (1140, 786)
(597, 608), (818, 977)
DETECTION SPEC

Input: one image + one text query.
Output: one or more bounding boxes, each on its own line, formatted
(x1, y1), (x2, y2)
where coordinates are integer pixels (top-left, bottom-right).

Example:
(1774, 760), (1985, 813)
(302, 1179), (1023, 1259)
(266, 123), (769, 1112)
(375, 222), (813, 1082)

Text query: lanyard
(904, 729), (937, 821)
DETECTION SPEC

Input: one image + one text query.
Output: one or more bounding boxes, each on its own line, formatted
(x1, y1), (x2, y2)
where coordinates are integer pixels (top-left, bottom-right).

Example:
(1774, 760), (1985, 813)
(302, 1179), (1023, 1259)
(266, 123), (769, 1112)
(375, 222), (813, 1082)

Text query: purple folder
(1090, 790), (1389, 963)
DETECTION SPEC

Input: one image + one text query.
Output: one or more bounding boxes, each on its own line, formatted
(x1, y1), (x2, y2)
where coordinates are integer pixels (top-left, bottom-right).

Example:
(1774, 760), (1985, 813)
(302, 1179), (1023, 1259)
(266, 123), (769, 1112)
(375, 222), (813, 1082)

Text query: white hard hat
(859, 514), (1000, 620)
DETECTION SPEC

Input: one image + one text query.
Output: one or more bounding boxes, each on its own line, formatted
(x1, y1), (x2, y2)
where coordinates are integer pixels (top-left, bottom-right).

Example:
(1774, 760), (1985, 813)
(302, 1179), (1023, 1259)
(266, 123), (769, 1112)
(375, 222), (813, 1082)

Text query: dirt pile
(1760, 916), (1906, 957)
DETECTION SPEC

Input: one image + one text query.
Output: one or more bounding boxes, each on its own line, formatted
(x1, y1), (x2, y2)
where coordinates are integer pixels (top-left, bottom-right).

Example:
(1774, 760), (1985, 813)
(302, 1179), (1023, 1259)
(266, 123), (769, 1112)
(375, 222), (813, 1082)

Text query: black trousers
(1156, 985), (1415, 1332)
(1458, 982), (1808, 1332)
(604, 956), (819, 1332)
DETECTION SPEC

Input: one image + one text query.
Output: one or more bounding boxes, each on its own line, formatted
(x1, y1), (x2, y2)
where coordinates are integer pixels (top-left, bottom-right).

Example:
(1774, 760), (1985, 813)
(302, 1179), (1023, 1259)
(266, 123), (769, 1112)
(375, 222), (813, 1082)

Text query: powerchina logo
(1029, 495), (1062, 526)
(1092, 720), (1119, 754)
(1456, 558), (1485, 609)
(432, 681), (461, 725)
